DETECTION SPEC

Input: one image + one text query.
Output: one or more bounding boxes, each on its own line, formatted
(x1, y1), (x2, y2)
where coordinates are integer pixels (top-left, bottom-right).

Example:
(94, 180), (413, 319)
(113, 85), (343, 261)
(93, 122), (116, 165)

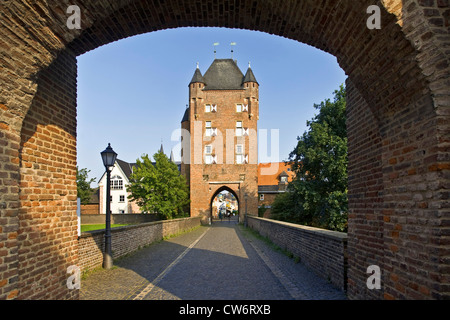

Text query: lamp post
(100, 143), (117, 269)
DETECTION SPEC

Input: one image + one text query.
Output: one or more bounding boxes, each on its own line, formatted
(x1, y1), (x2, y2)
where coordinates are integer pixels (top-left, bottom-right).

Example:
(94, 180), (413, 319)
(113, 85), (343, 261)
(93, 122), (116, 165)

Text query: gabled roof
(279, 171), (289, 177)
(116, 159), (137, 180)
(203, 59), (245, 90)
(258, 162), (295, 186)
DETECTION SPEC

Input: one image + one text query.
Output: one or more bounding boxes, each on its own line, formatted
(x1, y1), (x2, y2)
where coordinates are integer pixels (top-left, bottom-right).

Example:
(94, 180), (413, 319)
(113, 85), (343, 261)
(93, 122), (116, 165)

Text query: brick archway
(210, 186), (240, 222)
(0, 1), (448, 300)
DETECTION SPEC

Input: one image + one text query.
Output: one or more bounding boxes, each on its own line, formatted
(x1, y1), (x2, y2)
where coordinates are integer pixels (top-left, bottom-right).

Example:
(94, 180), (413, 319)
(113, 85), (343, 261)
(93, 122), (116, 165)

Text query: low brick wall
(81, 213), (159, 225)
(247, 216), (348, 291)
(78, 217), (202, 273)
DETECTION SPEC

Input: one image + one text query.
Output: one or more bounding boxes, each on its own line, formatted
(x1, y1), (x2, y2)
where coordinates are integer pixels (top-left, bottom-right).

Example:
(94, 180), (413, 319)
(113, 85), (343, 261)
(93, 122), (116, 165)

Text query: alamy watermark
(367, 265), (381, 290)
(66, 5), (81, 30)
(367, 5), (381, 30)
(66, 265), (81, 290)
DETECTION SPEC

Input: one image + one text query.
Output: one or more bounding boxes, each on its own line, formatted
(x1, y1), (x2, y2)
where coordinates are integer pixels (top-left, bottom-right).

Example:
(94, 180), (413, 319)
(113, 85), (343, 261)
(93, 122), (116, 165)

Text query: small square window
(259, 194), (265, 201)
(236, 144), (243, 155)
(205, 155), (213, 165)
(205, 145), (212, 155)
(205, 104), (211, 112)
(119, 195), (125, 202)
(236, 104), (242, 112)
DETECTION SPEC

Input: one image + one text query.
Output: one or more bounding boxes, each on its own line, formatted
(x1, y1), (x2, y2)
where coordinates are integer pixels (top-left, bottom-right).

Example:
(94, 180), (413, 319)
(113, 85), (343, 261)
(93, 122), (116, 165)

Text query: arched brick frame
(209, 186), (241, 220)
(0, 1), (448, 300)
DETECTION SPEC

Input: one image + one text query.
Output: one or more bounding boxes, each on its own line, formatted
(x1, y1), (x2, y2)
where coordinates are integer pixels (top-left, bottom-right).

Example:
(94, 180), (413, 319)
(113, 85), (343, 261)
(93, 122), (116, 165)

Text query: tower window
(236, 144), (243, 155)
(206, 121), (212, 136)
(236, 104), (242, 112)
(236, 121), (243, 136)
(205, 145), (213, 164)
(206, 104), (217, 113)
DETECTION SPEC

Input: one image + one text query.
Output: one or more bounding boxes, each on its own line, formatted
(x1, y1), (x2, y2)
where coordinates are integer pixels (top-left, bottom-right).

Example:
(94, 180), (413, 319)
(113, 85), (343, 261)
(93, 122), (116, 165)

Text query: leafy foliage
(76, 167), (96, 205)
(127, 151), (190, 220)
(272, 85), (348, 232)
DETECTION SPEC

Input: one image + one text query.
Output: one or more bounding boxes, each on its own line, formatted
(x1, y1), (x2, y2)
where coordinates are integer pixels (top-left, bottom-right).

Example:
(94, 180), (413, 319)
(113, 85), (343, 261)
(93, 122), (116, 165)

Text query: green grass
(80, 224), (129, 232)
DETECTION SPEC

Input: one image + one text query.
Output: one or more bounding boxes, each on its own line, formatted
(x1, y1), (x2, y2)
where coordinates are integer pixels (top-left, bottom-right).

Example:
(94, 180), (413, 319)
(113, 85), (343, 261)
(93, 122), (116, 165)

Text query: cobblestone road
(80, 220), (347, 300)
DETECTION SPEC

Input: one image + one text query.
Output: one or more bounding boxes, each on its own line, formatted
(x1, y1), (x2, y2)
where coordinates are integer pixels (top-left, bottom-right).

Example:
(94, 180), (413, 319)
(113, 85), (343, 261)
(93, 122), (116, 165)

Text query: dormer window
(111, 175), (123, 190)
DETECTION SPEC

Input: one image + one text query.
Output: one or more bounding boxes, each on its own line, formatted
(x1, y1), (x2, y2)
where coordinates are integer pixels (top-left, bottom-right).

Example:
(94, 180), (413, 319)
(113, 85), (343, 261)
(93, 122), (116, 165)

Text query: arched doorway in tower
(210, 187), (240, 223)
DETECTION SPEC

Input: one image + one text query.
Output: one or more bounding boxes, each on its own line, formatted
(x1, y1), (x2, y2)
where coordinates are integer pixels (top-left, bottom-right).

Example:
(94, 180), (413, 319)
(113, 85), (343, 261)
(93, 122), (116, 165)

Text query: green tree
(127, 150), (190, 220)
(76, 167), (96, 205)
(285, 84), (348, 232)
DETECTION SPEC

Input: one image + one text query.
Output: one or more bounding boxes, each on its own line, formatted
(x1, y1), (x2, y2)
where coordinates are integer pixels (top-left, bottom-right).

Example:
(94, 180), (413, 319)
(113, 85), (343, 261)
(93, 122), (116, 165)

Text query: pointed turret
(189, 63), (205, 85)
(243, 62), (258, 85)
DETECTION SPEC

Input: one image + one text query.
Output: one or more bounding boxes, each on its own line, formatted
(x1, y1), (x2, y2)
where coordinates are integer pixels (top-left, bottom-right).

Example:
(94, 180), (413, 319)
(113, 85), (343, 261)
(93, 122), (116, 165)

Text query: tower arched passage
(210, 186), (240, 223)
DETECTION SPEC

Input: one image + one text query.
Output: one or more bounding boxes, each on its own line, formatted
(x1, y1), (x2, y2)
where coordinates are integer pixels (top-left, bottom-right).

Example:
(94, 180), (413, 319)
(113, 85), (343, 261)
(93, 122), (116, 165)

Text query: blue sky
(76, 27), (347, 182)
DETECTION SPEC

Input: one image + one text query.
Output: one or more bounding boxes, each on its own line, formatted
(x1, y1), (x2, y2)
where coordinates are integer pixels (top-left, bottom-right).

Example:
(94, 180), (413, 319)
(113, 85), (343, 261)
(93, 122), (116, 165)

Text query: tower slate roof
(188, 59), (258, 90)
(202, 59), (245, 90)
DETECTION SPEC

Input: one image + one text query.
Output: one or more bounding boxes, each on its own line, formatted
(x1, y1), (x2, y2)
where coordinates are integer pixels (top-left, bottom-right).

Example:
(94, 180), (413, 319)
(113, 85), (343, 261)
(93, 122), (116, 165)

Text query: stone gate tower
(181, 59), (259, 223)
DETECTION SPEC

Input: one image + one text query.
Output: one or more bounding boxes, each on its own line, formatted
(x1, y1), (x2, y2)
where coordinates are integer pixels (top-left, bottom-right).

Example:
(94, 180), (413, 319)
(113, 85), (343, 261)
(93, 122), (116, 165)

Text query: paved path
(80, 220), (347, 300)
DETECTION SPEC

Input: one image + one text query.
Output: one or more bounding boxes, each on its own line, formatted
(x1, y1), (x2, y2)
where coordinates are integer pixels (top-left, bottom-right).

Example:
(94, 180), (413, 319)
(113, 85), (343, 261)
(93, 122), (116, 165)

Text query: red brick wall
(80, 204), (99, 215)
(248, 216), (348, 291)
(346, 79), (384, 299)
(17, 50), (79, 300)
(78, 217), (201, 273)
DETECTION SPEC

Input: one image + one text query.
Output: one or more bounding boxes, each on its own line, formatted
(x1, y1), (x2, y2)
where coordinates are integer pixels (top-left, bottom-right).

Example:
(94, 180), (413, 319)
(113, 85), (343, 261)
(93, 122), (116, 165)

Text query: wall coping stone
(248, 216), (348, 242)
(79, 217), (201, 238)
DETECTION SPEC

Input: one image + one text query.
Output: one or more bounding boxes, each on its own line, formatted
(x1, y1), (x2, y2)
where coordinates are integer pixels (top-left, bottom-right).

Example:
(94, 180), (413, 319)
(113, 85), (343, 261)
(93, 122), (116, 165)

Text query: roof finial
(213, 42), (219, 59)
(248, 61), (251, 69)
(196, 62), (199, 69)
(230, 42), (236, 59)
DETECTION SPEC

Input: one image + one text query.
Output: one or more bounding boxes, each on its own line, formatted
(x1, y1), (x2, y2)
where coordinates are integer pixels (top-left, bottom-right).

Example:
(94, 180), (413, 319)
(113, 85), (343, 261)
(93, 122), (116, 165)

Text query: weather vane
(213, 42), (219, 59)
(230, 42), (236, 59)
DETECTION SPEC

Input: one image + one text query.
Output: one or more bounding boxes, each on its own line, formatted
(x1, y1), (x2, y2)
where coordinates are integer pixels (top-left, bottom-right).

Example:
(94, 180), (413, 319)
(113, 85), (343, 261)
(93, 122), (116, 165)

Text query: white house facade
(98, 159), (139, 214)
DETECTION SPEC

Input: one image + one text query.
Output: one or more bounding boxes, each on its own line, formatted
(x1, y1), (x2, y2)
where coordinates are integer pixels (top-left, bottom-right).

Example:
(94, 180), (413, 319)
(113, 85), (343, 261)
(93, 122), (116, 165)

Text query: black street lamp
(100, 143), (117, 269)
